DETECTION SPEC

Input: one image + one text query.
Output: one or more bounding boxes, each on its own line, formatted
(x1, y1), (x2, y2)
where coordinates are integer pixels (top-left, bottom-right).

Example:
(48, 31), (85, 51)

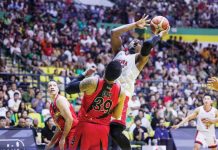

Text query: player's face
(135, 43), (142, 53)
(203, 95), (212, 106)
(48, 81), (59, 96)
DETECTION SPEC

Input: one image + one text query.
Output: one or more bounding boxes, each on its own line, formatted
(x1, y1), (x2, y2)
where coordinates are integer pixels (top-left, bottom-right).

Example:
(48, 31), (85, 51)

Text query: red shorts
(54, 129), (75, 150)
(111, 96), (129, 126)
(72, 122), (109, 150)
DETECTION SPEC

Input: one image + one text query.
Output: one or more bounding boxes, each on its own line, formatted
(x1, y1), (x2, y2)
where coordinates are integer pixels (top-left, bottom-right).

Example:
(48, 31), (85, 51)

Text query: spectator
(0, 89), (8, 107)
(41, 117), (55, 144)
(8, 83), (21, 99)
(133, 118), (149, 143)
(19, 76), (30, 91)
(154, 118), (170, 140)
(26, 117), (38, 139)
(22, 87), (35, 103)
(8, 92), (21, 113)
(0, 116), (7, 128)
(130, 109), (153, 135)
(0, 100), (8, 117)
(41, 101), (51, 121)
(16, 117), (26, 128)
(31, 91), (45, 113)
(128, 93), (141, 117)
(5, 110), (15, 126)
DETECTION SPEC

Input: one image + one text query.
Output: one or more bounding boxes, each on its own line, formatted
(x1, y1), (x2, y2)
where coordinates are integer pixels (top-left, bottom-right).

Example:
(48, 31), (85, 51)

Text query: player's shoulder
(195, 106), (202, 112)
(114, 50), (126, 58)
(57, 95), (67, 102)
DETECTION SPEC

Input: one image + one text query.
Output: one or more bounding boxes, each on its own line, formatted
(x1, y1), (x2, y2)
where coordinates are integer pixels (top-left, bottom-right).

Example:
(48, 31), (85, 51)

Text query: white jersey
(113, 51), (140, 97)
(196, 106), (217, 133)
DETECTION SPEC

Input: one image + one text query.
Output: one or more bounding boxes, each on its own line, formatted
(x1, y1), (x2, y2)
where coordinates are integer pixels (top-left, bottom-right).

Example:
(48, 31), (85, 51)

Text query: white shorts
(195, 130), (217, 148)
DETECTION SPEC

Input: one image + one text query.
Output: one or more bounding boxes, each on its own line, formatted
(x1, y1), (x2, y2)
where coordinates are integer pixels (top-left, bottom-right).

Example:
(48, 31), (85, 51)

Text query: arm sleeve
(140, 35), (161, 56)
(65, 75), (85, 94)
(65, 81), (80, 94)
(71, 74), (85, 82)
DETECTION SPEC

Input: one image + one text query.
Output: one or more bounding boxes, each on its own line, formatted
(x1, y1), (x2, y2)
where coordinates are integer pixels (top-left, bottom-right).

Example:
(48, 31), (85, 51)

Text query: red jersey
(50, 95), (78, 131)
(78, 79), (121, 126)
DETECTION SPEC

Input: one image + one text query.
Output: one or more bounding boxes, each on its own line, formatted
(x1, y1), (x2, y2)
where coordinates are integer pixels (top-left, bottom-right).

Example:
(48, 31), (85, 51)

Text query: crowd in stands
(0, 0), (218, 146)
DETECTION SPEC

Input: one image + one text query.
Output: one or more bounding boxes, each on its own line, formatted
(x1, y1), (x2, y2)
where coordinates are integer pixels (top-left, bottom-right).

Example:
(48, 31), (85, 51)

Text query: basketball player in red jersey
(46, 67), (96, 150)
(65, 60), (126, 150)
(45, 80), (78, 150)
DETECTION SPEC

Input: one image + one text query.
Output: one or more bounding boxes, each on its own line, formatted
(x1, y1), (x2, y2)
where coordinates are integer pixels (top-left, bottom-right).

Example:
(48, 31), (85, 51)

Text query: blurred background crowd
(0, 0), (218, 146)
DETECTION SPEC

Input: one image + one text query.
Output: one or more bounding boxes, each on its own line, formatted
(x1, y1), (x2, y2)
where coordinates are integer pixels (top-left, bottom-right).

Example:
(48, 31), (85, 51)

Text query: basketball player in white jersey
(173, 95), (218, 150)
(110, 14), (170, 150)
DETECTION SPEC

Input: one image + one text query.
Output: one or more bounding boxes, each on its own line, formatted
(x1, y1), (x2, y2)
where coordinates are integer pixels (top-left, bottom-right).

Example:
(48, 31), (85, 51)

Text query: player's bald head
(105, 60), (122, 81)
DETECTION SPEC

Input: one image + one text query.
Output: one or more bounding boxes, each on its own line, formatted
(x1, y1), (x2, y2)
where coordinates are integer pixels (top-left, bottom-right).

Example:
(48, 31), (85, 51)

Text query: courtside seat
(39, 67), (49, 74)
(47, 67), (56, 75)
(40, 75), (49, 83)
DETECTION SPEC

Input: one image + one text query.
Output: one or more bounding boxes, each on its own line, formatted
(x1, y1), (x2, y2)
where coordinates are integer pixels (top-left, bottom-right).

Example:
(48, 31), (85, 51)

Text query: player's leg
(110, 122), (131, 150)
(193, 143), (201, 150)
(110, 96), (131, 150)
(66, 130), (75, 150)
(194, 131), (206, 150)
(206, 133), (217, 150)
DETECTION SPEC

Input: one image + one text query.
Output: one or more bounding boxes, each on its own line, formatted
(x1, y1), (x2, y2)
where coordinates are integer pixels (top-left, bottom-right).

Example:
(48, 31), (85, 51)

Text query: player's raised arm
(135, 26), (170, 71)
(206, 77), (218, 91)
(172, 107), (199, 129)
(112, 88), (126, 119)
(111, 15), (150, 55)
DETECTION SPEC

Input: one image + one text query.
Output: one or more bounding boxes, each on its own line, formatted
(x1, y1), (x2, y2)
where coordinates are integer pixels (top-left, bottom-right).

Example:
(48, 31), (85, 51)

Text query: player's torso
(50, 96), (78, 130)
(113, 51), (140, 96)
(197, 106), (216, 132)
(78, 79), (120, 125)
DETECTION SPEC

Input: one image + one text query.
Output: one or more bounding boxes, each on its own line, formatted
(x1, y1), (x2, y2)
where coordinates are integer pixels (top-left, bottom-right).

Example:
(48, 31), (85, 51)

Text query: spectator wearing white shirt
(8, 92), (21, 113)
(8, 83), (21, 99)
(130, 110), (153, 134)
(0, 101), (7, 117)
(128, 93), (141, 117)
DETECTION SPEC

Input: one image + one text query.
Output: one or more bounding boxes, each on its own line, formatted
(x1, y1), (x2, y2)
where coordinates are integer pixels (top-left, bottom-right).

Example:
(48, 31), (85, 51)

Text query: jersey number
(91, 97), (112, 114)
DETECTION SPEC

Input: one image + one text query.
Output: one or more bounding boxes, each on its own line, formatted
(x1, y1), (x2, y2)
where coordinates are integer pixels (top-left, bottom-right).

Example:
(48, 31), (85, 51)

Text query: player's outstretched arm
(111, 14), (150, 55)
(172, 108), (199, 129)
(206, 77), (218, 91)
(136, 26), (170, 71)
(65, 75), (97, 95)
(112, 88), (125, 119)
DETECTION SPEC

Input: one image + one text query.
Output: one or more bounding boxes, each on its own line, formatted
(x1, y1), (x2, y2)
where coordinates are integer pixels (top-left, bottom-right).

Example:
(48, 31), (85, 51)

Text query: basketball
(150, 16), (170, 34)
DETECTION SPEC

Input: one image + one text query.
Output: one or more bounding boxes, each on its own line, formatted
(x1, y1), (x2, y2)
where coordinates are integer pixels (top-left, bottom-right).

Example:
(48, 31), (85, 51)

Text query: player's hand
(158, 26), (170, 37)
(84, 66), (96, 77)
(171, 124), (179, 129)
(59, 137), (65, 150)
(202, 118), (214, 124)
(135, 14), (150, 29)
(45, 143), (53, 150)
(206, 77), (218, 91)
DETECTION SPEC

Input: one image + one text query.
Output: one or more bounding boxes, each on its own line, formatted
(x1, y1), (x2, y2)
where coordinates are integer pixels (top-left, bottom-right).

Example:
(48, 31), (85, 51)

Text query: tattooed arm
(79, 77), (98, 95)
